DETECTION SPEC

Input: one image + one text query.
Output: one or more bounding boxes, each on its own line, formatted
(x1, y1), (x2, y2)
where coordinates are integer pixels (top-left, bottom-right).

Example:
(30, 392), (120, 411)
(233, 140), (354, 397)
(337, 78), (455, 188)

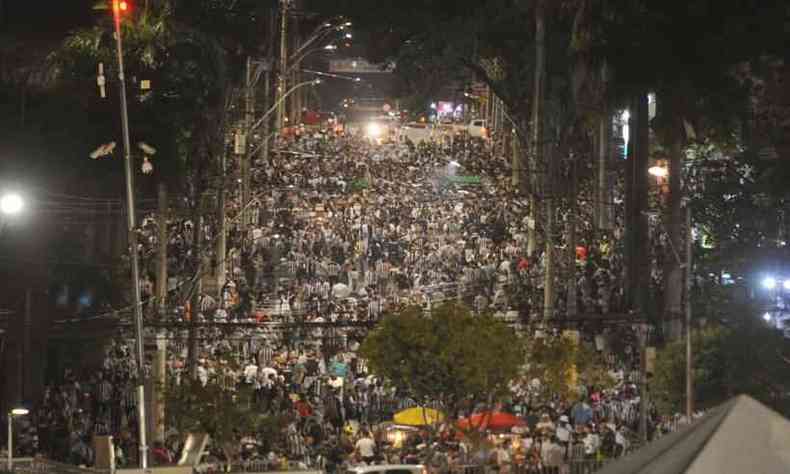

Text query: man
(571, 399), (593, 427)
(540, 436), (564, 470)
(354, 430), (377, 464)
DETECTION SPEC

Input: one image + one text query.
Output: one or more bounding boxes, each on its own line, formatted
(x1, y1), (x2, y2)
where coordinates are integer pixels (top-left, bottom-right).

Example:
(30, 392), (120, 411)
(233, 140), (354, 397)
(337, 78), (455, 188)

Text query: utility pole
(153, 181), (167, 445)
(217, 146), (227, 301)
(155, 182), (168, 316)
(262, 64), (272, 167)
(528, 0), (545, 258)
(21, 289), (30, 404)
(290, 19), (301, 126)
(276, 0), (290, 131)
(242, 57), (255, 231)
(638, 322), (649, 443)
(685, 206), (694, 419)
(111, 1), (148, 467)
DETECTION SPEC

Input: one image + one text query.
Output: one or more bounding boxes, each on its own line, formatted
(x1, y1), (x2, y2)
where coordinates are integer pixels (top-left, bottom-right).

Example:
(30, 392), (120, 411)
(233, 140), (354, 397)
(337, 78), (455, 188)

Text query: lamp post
(276, 0), (291, 130)
(249, 79), (322, 139)
(7, 408), (28, 471)
(111, 1), (148, 468)
(276, 4), (349, 129)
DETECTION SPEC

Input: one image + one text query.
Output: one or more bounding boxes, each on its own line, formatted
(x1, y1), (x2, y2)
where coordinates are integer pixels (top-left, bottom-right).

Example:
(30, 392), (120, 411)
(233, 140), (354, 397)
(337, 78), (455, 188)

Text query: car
(346, 464), (428, 474)
(467, 119), (488, 139)
(399, 122), (434, 144)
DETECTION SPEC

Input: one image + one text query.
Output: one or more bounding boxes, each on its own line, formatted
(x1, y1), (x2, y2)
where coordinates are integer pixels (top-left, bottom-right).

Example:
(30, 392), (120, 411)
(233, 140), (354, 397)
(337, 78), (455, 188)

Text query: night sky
(0, 1), (107, 307)
(1, 1), (97, 35)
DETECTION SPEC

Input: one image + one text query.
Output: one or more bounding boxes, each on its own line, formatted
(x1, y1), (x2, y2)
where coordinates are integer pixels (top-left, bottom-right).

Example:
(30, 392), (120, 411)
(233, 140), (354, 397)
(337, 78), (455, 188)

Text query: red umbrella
(457, 411), (526, 432)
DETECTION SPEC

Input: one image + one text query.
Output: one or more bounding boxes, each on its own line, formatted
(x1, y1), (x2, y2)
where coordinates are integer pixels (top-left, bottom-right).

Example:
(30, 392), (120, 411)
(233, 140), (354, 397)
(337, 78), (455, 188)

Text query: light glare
(0, 193), (24, 215)
(648, 166), (669, 177)
(763, 277), (777, 289)
(366, 123), (382, 138)
(763, 313), (772, 322)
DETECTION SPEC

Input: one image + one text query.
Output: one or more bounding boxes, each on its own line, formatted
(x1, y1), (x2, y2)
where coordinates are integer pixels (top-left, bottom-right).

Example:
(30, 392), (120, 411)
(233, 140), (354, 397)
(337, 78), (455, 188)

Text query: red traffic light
(113, 0), (130, 14)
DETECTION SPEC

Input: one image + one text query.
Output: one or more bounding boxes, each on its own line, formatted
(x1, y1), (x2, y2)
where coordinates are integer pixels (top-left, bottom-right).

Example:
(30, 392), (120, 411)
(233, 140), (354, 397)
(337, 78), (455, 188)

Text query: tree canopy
(360, 302), (524, 416)
(164, 355), (288, 462)
(522, 331), (614, 402)
(652, 304), (790, 416)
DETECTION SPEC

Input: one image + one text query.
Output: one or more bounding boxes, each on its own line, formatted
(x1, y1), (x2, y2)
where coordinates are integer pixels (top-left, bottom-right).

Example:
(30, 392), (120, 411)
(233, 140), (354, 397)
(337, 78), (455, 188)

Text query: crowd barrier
(458, 462), (608, 474)
(194, 461), (320, 474)
(2, 458), (109, 474)
(3, 459), (610, 474)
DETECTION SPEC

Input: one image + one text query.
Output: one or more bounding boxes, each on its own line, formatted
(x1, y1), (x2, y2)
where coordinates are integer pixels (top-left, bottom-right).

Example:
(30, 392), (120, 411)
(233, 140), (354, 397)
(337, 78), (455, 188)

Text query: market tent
(393, 407), (445, 426)
(457, 411), (525, 432)
(598, 395), (790, 474)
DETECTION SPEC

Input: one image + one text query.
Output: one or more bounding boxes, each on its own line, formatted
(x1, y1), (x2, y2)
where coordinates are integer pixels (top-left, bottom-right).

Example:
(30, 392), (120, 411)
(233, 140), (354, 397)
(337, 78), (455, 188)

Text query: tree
(165, 356), (275, 462)
(522, 332), (614, 403)
(652, 306), (790, 417)
(360, 302), (524, 419)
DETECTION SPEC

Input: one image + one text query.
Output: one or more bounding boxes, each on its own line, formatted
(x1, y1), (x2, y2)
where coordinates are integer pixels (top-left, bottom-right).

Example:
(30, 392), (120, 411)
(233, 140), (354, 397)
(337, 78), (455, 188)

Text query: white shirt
(243, 364), (258, 383)
(355, 437), (376, 458)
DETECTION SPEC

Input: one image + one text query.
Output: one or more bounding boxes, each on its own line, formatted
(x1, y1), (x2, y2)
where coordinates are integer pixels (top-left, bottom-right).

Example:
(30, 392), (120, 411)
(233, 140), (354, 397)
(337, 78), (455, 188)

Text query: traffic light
(112, 0), (130, 15)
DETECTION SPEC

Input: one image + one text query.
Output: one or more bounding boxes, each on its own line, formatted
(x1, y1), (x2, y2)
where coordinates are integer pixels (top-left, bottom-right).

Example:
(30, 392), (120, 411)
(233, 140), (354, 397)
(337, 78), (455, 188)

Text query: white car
(399, 123), (434, 144)
(346, 464), (428, 474)
(467, 119), (488, 139)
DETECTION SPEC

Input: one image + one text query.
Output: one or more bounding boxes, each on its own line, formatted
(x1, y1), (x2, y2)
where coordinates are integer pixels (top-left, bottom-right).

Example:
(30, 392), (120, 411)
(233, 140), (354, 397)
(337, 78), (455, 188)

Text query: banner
(447, 175), (482, 185)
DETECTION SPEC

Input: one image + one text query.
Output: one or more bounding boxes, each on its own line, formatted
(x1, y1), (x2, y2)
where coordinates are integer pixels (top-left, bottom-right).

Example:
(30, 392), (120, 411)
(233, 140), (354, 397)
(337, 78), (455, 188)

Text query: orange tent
(457, 411), (526, 432)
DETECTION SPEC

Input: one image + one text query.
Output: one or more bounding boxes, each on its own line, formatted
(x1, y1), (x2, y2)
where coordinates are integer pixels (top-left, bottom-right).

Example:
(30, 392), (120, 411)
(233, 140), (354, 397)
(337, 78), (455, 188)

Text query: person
(354, 430), (376, 464)
(571, 399), (593, 427)
(540, 435), (564, 470)
(556, 415), (572, 459)
(151, 440), (173, 465)
(536, 413), (555, 433)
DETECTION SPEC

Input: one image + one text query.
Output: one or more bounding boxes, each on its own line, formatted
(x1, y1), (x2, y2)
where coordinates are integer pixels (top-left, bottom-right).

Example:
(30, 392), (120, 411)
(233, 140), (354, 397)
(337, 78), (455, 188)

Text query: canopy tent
(393, 407), (445, 426)
(598, 395), (790, 474)
(457, 411), (525, 432)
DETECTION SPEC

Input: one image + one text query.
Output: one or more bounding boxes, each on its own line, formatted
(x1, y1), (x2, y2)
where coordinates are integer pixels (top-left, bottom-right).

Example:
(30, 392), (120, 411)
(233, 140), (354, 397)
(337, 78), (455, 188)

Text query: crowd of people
(12, 129), (687, 471)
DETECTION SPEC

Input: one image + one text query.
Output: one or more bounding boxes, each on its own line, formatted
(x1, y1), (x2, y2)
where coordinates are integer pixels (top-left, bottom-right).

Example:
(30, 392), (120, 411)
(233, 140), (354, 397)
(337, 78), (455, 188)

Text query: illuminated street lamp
(763, 276), (777, 290)
(110, 0), (149, 467)
(7, 407), (29, 471)
(648, 165), (669, 178)
(0, 193), (24, 216)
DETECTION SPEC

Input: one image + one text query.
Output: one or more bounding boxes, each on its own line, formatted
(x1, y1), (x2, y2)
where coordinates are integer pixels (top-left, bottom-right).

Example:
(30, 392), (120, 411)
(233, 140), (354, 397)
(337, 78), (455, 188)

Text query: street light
(111, 0), (149, 468)
(648, 165), (669, 178)
(7, 408), (29, 471)
(277, 14), (352, 128)
(250, 79), (321, 134)
(246, 79), (323, 157)
(0, 193), (24, 216)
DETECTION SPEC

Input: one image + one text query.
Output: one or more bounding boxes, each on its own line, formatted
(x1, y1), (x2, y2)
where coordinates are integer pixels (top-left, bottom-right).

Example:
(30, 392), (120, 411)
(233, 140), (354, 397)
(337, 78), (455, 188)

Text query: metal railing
(2, 458), (108, 474)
